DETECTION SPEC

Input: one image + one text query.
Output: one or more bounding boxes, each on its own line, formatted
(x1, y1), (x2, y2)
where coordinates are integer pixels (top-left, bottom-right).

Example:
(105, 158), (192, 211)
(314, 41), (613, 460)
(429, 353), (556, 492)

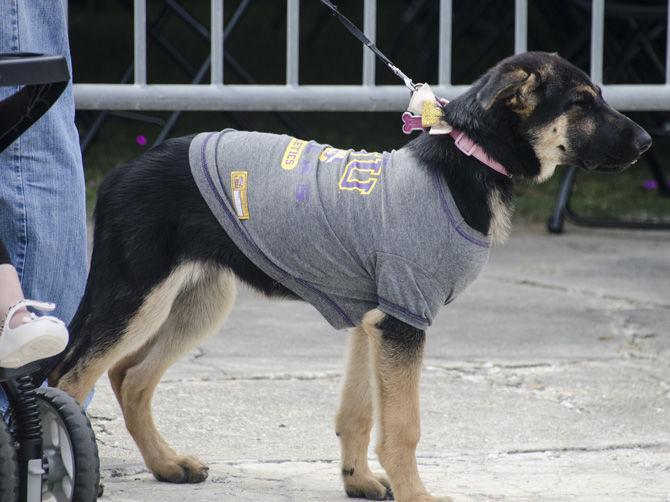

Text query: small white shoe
(0, 300), (69, 369)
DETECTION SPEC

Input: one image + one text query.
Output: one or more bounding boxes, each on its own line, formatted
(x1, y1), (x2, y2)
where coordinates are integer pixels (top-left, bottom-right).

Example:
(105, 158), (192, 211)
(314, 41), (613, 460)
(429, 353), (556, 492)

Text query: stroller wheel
(35, 388), (99, 502)
(0, 417), (18, 502)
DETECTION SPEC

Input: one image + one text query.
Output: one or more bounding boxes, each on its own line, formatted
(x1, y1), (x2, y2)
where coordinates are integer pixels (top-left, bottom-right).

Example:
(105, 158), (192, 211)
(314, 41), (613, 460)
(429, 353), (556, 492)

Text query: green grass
(515, 163), (670, 222)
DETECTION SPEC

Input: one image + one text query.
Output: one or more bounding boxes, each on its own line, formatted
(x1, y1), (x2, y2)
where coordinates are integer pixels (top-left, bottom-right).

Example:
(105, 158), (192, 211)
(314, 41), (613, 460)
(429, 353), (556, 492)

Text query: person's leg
(0, 240), (9, 264)
(0, 239), (31, 329)
(0, 236), (69, 368)
(0, 0), (87, 409)
(0, 0), (87, 322)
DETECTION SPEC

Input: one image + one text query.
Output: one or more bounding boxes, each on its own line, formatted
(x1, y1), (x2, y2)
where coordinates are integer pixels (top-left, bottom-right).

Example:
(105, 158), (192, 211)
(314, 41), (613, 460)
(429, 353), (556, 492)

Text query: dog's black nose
(634, 128), (652, 154)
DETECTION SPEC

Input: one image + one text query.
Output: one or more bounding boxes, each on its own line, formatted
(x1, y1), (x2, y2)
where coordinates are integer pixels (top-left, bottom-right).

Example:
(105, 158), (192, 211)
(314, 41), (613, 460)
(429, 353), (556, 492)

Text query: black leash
(318, 0), (417, 91)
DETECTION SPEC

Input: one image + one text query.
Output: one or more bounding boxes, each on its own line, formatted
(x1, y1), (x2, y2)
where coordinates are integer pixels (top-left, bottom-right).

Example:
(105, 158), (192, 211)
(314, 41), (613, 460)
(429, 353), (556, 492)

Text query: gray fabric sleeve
(374, 252), (447, 331)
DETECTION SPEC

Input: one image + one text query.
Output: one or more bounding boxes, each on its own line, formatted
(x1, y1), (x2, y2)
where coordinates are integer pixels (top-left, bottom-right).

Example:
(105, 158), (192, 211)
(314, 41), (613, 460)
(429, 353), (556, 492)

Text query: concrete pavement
(88, 225), (670, 501)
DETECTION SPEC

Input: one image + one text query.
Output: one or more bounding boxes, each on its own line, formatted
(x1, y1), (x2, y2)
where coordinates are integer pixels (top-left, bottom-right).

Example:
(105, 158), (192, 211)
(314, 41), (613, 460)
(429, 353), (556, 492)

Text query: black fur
(378, 316), (425, 354)
(48, 52), (650, 385)
(51, 135), (298, 380)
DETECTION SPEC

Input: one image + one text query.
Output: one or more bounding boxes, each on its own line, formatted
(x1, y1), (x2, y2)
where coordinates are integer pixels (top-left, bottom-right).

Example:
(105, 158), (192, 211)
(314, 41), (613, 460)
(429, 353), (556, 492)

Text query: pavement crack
(88, 413), (115, 422)
(505, 442), (669, 455)
(240, 372), (341, 382)
(93, 422), (112, 436)
(600, 300), (661, 359)
(102, 465), (150, 478)
(208, 458), (338, 466)
(160, 371), (341, 383)
(426, 362), (554, 373)
(484, 275), (670, 310)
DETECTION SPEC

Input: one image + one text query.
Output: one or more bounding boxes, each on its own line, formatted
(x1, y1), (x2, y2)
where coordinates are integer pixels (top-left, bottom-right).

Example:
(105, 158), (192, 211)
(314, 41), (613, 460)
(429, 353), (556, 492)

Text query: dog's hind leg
(364, 309), (452, 502)
(336, 327), (392, 500)
(56, 262), (204, 403)
(109, 264), (236, 484)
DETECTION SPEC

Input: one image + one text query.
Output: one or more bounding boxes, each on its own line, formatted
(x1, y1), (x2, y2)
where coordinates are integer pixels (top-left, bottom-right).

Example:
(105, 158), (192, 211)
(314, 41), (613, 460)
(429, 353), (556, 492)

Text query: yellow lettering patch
(230, 171), (249, 220)
(281, 138), (308, 170)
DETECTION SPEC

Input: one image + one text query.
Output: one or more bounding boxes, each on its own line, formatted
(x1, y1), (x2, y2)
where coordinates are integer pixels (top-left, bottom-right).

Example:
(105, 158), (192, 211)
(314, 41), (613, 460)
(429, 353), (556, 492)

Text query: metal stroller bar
(0, 53), (69, 152)
(0, 53), (100, 502)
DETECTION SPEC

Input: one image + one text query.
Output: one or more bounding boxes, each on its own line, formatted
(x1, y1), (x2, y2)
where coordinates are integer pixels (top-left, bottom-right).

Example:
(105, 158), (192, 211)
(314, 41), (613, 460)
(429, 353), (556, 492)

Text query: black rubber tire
(35, 387), (100, 502)
(0, 418), (18, 502)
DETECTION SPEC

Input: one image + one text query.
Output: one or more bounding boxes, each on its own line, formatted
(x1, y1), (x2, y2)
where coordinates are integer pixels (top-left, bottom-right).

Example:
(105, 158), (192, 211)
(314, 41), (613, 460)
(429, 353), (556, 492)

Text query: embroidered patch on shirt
(230, 171), (250, 220)
(281, 138), (308, 170)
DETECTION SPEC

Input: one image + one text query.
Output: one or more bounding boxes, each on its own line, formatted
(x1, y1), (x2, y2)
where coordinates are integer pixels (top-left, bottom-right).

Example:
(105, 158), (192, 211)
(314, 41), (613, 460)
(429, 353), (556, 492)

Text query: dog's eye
(569, 96), (590, 108)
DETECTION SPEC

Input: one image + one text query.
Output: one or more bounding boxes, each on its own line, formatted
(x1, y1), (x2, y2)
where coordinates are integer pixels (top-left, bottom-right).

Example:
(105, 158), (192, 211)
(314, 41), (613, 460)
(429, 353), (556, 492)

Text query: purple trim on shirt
(432, 172), (490, 248)
(378, 296), (429, 328)
(295, 279), (355, 326)
(199, 132), (355, 327)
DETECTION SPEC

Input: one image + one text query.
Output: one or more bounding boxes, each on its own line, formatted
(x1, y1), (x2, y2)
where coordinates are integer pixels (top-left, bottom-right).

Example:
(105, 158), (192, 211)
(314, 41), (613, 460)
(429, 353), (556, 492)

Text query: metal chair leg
(548, 160), (670, 232)
(547, 165), (577, 234)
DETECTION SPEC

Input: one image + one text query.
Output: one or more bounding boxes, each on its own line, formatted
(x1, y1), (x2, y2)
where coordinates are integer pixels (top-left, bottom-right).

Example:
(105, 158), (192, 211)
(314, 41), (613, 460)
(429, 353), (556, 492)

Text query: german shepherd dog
(50, 52), (650, 501)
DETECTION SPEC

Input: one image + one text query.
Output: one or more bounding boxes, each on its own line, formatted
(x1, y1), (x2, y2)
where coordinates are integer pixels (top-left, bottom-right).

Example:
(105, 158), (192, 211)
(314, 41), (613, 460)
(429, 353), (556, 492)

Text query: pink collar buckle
(448, 128), (511, 178)
(452, 131), (478, 156)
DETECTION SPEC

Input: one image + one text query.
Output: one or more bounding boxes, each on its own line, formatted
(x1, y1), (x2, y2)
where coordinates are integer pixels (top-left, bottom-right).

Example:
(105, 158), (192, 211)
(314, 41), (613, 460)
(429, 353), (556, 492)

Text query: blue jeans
(0, 0), (88, 410)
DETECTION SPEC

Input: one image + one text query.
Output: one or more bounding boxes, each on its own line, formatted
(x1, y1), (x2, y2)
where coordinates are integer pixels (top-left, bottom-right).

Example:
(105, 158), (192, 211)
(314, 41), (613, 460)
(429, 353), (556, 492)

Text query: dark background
(68, 0), (670, 222)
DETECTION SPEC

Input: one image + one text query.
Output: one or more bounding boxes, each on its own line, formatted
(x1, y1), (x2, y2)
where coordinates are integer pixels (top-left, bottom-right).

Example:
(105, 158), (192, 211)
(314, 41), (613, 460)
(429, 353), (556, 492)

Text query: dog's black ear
(476, 68), (534, 110)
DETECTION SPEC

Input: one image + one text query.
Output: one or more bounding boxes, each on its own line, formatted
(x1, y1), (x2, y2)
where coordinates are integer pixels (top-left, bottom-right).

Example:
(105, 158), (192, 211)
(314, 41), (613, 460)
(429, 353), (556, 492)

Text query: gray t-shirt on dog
(189, 129), (490, 330)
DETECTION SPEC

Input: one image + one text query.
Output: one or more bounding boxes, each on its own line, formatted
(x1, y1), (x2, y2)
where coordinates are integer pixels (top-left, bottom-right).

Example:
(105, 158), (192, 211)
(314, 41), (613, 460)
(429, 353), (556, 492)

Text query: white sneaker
(0, 300), (69, 368)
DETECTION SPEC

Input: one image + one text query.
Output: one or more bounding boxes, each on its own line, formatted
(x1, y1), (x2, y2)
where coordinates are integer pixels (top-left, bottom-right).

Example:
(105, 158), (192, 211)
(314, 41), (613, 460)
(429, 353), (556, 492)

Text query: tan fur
(529, 113), (569, 182)
(487, 188), (512, 244)
(59, 262), (236, 482)
(577, 117), (596, 136)
(336, 327), (392, 499)
(537, 62), (555, 78)
(57, 350), (118, 405)
(113, 266), (235, 482)
(362, 309), (452, 502)
(480, 68), (534, 111)
(508, 72), (539, 118)
(58, 262), (210, 402)
(483, 68), (529, 108)
(575, 84), (598, 96)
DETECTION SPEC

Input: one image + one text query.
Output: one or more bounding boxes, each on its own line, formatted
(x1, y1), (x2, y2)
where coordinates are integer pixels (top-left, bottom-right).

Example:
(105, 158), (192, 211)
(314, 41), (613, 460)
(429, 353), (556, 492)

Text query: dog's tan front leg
(336, 327), (392, 500)
(363, 309), (452, 502)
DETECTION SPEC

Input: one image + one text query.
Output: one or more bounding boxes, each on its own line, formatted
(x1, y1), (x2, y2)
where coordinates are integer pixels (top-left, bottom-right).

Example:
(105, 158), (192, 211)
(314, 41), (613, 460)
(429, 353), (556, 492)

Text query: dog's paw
(345, 472), (394, 500)
(152, 455), (210, 484)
